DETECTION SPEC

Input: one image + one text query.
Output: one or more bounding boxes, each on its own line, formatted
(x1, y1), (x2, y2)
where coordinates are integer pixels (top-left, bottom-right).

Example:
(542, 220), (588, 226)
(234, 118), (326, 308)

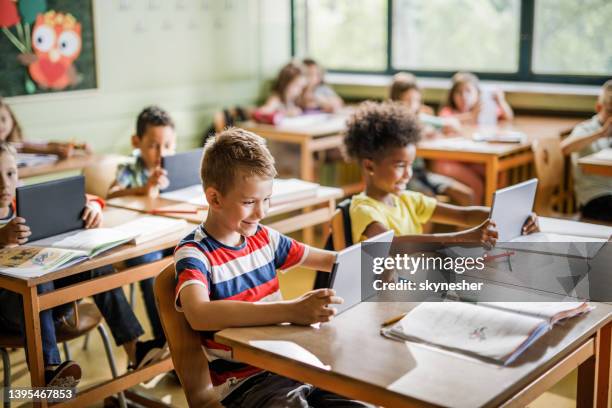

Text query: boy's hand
(144, 168), (169, 196)
(0, 217), (31, 246)
(521, 212), (539, 235)
(82, 201), (102, 229)
(462, 219), (498, 248)
(289, 288), (343, 325)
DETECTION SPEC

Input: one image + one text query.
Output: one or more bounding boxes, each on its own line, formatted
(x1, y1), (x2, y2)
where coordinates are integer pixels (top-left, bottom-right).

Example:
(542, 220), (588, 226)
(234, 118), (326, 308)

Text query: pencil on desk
(381, 312), (407, 327)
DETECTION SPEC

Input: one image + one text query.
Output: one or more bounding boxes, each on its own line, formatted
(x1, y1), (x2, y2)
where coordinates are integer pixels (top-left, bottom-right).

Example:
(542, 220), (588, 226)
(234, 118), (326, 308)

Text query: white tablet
(490, 179), (538, 242)
(329, 230), (394, 314)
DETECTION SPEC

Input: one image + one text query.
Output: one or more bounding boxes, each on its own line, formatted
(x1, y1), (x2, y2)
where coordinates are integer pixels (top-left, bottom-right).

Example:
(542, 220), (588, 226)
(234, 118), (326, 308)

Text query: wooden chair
(0, 303), (125, 408)
(82, 154), (133, 198)
(153, 263), (220, 407)
(531, 137), (569, 217)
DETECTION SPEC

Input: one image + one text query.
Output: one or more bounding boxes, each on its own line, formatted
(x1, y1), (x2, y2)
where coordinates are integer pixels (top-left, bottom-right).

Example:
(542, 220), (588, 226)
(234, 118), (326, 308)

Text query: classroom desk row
(243, 115), (582, 205)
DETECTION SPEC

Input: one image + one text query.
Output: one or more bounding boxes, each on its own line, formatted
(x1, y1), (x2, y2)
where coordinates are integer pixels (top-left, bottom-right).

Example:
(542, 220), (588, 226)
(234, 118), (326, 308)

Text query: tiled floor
(4, 264), (587, 407)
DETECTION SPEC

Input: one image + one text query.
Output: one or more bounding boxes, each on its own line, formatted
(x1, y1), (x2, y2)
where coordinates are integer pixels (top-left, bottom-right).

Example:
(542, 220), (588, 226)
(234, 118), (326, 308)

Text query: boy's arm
(179, 284), (340, 331)
(299, 246), (336, 272)
(107, 180), (147, 198)
(561, 118), (611, 155)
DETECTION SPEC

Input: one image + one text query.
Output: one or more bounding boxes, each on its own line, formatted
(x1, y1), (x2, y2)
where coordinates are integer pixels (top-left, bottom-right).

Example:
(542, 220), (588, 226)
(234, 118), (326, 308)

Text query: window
(293, 0), (387, 71)
(292, 0), (612, 83)
(532, 0), (612, 76)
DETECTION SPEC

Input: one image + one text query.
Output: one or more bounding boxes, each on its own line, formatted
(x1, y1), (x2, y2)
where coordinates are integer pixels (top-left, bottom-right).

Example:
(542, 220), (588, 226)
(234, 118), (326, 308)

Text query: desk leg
(300, 140), (315, 244)
(22, 285), (47, 408)
(484, 157), (499, 206)
(577, 323), (611, 408)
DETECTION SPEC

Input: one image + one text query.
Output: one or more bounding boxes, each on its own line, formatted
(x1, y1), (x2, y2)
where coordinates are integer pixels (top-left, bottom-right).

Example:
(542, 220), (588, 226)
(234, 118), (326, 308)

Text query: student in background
(300, 58), (344, 113)
(344, 101), (538, 245)
(108, 105), (176, 346)
(439, 72), (514, 125)
(0, 97), (89, 159)
(256, 61), (307, 119)
(562, 79), (612, 222)
(0, 143), (163, 387)
(174, 128), (373, 407)
(389, 73), (474, 205)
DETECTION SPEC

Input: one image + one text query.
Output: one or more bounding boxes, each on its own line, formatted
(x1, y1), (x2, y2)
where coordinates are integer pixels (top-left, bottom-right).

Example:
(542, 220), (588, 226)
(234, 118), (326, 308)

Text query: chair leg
(129, 283), (135, 309)
(82, 333), (90, 351)
(1, 348), (10, 408)
(62, 342), (71, 361)
(97, 325), (127, 408)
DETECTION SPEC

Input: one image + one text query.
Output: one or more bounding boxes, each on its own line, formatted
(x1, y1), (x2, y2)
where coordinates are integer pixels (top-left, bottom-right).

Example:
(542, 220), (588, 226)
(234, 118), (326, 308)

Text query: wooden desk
(216, 301), (612, 408)
(578, 148), (612, 177)
(107, 186), (344, 236)
(417, 116), (580, 205)
(18, 153), (101, 179)
(241, 114), (363, 195)
(0, 207), (194, 407)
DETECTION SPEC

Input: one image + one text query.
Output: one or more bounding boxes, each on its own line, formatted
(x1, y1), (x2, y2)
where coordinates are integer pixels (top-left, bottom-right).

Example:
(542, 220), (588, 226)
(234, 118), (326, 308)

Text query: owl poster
(0, 0), (97, 96)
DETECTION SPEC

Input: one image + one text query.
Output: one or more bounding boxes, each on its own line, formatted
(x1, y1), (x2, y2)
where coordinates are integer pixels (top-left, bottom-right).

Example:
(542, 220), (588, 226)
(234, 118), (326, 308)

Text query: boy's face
(210, 171), (273, 237)
(305, 65), (322, 88)
(399, 89), (422, 115)
(453, 83), (478, 112)
(367, 145), (416, 195)
(0, 151), (18, 209)
(596, 98), (612, 123)
(0, 107), (14, 142)
(132, 125), (176, 169)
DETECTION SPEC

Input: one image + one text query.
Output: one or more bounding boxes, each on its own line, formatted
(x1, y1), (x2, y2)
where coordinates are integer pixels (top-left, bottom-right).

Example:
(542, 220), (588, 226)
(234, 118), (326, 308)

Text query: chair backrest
(532, 137), (564, 216)
(154, 263), (220, 407)
(313, 198), (353, 289)
(82, 154), (133, 198)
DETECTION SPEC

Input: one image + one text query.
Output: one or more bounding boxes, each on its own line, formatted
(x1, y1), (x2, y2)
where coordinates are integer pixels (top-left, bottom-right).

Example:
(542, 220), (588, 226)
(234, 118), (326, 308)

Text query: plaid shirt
(115, 156), (151, 189)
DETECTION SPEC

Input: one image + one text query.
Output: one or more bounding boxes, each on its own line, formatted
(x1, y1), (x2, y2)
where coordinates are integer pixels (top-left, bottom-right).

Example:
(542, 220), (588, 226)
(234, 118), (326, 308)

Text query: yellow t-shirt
(350, 191), (437, 243)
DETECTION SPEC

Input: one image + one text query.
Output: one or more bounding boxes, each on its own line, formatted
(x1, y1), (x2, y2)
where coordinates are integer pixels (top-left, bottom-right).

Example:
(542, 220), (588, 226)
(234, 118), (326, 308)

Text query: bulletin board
(0, 0), (97, 97)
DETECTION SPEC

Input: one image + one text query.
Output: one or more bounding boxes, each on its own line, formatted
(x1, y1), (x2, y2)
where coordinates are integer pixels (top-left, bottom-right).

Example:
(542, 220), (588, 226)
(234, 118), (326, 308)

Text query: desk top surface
(17, 153), (102, 178)
(216, 300), (612, 408)
(0, 207), (194, 286)
(107, 186), (343, 224)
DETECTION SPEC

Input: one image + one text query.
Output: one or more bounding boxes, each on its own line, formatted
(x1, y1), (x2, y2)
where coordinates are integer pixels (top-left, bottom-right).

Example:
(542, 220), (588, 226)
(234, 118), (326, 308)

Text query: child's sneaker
(45, 360), (82, 388)
(130, 339), (169, 370)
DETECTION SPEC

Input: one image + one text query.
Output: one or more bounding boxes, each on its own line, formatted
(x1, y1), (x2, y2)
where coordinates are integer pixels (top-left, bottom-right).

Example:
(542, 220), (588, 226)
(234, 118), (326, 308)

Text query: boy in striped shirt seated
(174, 128), (371, 407)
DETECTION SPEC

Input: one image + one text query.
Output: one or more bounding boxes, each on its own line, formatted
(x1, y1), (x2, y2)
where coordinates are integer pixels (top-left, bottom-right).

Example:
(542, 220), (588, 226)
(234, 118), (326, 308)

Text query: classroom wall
(5, 0), (291, 155)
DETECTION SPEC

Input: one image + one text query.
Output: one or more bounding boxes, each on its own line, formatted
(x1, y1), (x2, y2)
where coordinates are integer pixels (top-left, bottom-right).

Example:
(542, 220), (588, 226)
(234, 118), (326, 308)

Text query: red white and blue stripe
(174, 224), (307, 398)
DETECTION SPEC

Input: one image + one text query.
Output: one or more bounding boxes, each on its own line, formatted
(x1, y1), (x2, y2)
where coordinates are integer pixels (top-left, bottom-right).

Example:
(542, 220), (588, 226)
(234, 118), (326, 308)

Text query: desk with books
(578, 148), (612, 177)
(215, 300), (612, 408)
(0, 207), (194, 408)
(106, 185), (344, 237)
(416, 116), (579, 206)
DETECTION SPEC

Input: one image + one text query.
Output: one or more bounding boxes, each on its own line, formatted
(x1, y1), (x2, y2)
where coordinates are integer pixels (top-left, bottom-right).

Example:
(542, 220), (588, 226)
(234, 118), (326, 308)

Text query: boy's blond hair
(389, 72), (419, 101)
(201, 127), (277, 194)
(599, 79), (612, 106)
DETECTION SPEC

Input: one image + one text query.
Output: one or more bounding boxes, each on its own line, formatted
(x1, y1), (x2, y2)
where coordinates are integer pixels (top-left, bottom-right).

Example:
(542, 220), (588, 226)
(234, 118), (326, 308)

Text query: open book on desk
(160, 178), (320, 207)
(0, 216), (187, 278)
(381, 301), (591, 365)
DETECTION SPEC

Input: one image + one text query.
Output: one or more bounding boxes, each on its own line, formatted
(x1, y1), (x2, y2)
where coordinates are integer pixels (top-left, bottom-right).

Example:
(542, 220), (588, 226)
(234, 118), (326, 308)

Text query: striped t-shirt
(174, 224), (307, 398)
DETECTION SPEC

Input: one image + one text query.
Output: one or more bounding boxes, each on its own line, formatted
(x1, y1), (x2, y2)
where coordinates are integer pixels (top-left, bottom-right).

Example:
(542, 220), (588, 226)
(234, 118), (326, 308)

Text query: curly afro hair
(343, 101), (422, 161)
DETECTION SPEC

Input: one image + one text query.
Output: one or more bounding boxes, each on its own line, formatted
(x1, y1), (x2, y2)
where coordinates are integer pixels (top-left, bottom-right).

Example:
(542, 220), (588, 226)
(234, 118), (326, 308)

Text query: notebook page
(389, 302), (546, 363)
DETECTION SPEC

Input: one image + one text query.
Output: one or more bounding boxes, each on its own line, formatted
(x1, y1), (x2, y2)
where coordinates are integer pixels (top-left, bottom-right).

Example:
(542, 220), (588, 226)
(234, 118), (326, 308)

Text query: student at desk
(434, 72), (515, 204)
(389, 72), (474, 205)
(299, 58), (344, 113)
(255, 61), (307, 120)
(107, 105), (177, 346)
(0, 97), (89, 158)
(0, 143), (162, 387)
(344, 101), (539, 245)
(562, 79), (612, 222)
(174, 128), (372, 407)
